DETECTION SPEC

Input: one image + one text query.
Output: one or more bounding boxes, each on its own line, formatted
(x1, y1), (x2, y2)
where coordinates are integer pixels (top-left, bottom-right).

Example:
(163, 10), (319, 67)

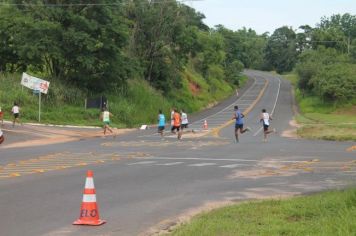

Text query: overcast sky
(187, 0), (356, 34)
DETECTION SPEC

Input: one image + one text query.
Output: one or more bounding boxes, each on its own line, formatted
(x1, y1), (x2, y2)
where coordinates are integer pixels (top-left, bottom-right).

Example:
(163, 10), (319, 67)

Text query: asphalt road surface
(0, 70), (355, 236)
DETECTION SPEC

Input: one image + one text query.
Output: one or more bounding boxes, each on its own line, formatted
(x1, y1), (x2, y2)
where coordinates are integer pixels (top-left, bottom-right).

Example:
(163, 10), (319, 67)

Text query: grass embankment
(283, 73), (356, 141)
(169, 188), (356, 236)
(0, 69), (245, 127)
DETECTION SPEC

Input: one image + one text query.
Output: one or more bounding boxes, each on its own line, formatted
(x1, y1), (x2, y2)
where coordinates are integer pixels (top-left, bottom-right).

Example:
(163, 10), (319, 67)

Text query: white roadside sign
(21, 72), (50, 94)
(21, 72), (50, 122)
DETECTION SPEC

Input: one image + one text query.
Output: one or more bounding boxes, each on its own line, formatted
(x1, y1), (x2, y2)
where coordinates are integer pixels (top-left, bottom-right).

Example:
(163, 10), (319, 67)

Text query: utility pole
(348, 37), (350, 55)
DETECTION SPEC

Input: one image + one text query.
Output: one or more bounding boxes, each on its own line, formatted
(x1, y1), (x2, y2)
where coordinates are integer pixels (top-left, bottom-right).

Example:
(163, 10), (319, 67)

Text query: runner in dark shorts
(157, 110), (166, 139)
(232, 106), (250, 143)
(171, 125), (180, 133)
(171, 109), (182, 139)
(260, 108), (276, 142)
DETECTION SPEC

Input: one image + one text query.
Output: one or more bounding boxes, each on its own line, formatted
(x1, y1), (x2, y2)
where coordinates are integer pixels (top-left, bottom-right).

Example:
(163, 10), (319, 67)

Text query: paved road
(0, 70), (355, 236)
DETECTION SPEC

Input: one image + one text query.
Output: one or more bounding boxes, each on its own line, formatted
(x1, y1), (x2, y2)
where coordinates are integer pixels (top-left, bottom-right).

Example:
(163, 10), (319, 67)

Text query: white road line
(127, 161), (157, 165)
(192, 77), (260, 124)
(155, 162), (184, 166)
(147, 157), (303, 163)
(219, 164), (251, 168)
(253, 76), (281, 137)
(188, 163), (216, 167)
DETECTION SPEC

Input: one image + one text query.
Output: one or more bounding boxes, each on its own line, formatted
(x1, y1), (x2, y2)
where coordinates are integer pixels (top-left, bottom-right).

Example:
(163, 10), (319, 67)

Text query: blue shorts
(235, 124), (243, 130)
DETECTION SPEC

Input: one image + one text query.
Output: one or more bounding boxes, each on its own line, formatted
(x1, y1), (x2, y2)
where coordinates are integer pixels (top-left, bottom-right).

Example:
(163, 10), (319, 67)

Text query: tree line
(264, 14), (356, 102)
(0, 0), (355, 103)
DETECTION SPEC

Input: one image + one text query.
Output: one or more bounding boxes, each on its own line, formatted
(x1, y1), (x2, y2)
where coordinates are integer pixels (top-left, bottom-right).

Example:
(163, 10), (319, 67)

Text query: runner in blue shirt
(232, 105), (250, 143)
(157, 109), (166, 139)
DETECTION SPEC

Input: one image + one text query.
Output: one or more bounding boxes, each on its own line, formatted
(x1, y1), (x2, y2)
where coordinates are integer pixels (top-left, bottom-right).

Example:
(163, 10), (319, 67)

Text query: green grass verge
(169, 188), (356, 236)
(282, 73), (356, 141)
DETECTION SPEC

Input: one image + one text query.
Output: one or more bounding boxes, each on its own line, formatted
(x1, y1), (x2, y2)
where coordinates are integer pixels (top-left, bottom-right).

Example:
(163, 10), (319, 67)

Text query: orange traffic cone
(203, 120), (208, 129)
(73, 170), (106, 226)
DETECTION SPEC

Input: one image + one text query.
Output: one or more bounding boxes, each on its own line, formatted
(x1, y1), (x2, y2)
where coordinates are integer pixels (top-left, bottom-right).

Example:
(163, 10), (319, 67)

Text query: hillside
(0, 68), (246, 127)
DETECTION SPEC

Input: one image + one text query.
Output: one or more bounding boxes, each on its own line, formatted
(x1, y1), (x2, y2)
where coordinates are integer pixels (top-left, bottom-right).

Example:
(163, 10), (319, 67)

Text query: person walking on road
(11, 102), (21, 127)
(232, 105), (250, 143)
(260, 108), (276, 142)
(171, 108), (182, 140)
(157, 109), (165, 139)
(100, 107), (114, 136)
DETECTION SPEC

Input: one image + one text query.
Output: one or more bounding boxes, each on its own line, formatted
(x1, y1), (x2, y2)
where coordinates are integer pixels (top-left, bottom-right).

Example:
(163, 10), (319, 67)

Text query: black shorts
(181, 123), (188, 129)
(263, 124), (269, 131)
(171, 126), (180, 132)
(235, 124), (243, 130)
(158, 126), (165, 132)
(14, 113), (19, 118)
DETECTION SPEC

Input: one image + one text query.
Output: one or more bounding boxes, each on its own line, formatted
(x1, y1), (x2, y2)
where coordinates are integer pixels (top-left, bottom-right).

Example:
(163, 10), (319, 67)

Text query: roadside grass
(282, 73), (356, 141)
(297, 125), (356, 141)
(169, 188), (356, 236)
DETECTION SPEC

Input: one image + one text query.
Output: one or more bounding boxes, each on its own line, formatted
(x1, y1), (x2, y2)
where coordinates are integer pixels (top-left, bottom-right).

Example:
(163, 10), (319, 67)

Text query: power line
(0, 0), (205, 6)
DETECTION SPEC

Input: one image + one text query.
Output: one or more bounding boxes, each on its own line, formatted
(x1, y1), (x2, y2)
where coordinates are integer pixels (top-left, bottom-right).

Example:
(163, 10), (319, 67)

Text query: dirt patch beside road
(281, 120), (300, 139)
(1, 126), (133, 149)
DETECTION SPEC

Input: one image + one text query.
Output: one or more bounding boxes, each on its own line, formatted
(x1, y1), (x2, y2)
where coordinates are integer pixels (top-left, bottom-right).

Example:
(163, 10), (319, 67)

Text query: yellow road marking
(0, 152), (148, 180)
(9, 173), (21, 177)
(210, 78), (269, 137)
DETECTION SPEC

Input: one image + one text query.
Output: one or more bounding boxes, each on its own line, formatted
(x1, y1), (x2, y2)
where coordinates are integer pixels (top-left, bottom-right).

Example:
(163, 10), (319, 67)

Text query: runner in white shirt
(170, 108), (175, 133)
(0, 129), (4, 144)
(260, 109), (276, 142)
(100, 107), (114, 136)
(11, 102), (21, 127)
(180, 109), (189, 129)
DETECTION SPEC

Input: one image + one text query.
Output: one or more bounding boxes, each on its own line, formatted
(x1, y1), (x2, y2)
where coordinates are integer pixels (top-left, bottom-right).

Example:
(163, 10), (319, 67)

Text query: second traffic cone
(203, 120), (208, 129)
(73, 170), (106, 226)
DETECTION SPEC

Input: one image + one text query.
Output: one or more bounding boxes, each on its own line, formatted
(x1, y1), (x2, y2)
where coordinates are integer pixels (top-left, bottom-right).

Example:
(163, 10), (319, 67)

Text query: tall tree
(1, 0), (132, 91)
(312, 14), (356, 54)
(264, 26), (297, 73)
(126, 0), (207, 93)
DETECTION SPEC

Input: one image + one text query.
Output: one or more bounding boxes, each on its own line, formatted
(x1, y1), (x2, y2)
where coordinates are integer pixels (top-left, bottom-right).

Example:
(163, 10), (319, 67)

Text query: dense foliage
(0, 0), (263, 97)
(294, 14), (356, 103)
(0, 0), (355, 116)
